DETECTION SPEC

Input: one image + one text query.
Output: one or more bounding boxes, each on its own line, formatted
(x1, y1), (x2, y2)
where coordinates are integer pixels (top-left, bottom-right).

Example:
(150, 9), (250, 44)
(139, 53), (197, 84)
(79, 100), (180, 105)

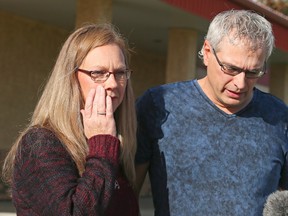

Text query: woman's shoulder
(22, 126), (58, 144)
(19, 126), (64, 156)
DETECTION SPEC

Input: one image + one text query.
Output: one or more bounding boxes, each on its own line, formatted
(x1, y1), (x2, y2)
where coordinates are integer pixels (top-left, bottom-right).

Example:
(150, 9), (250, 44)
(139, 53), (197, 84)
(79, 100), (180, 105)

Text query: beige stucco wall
(0, 11), (69, 150)
(130, 50), (166, 97)
(270, 63), (288, 104)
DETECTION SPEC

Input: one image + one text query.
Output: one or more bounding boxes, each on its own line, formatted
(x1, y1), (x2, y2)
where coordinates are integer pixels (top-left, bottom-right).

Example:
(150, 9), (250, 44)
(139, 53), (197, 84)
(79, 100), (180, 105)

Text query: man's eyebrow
(223, 62), (262, 71)
(222, 62), (240, 69)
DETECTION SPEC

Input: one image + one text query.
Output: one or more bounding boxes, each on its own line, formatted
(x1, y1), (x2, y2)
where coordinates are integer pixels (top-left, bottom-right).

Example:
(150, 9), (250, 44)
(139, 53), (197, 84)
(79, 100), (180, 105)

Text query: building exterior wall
(131, 49), (166, 97)
(0, 11), (69, 150)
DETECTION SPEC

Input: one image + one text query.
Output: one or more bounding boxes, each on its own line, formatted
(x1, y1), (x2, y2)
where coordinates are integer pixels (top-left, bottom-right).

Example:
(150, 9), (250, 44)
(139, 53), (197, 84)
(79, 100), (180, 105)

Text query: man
(135, 10), (288, 216)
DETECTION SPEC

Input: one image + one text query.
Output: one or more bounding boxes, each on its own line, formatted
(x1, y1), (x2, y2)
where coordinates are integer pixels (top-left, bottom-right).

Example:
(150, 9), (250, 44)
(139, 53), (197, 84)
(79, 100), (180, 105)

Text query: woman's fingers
(95, 86), (106, 115)
(82, 86), (116, 138)
(106, 95), (113, 117)
(83, 88), (96, 118)
(106, 95), (116, 136)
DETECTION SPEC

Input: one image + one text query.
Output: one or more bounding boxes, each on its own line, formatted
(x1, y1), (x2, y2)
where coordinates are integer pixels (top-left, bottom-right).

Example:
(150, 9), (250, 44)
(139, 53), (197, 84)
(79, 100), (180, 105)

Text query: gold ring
(97, 112), (106, 115)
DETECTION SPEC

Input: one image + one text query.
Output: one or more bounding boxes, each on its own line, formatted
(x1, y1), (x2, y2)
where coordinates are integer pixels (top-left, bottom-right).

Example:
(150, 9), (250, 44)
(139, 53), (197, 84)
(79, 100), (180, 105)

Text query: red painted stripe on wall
(161, 0), (288, 52)
(161, 0), (242, 20)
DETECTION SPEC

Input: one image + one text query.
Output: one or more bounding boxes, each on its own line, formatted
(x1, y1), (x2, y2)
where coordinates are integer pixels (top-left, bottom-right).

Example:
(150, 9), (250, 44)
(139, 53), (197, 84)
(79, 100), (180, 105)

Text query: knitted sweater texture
(12, 127), (139, 215)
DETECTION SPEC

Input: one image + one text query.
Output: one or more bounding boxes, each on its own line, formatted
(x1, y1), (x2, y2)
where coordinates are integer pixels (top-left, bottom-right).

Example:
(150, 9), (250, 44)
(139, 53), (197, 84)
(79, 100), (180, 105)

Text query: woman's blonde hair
(2, 23), (137, 186)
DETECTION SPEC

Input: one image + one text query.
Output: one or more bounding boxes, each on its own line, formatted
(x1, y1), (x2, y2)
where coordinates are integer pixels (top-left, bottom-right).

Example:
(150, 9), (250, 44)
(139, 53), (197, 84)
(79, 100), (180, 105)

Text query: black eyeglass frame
(77, 68), (132, 83)
(212, 47), (266, 79)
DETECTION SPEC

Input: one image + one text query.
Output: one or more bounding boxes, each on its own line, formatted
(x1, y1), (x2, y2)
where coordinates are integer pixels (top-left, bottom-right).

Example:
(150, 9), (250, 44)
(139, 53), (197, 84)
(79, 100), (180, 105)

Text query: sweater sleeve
(12, 127), (120, 216)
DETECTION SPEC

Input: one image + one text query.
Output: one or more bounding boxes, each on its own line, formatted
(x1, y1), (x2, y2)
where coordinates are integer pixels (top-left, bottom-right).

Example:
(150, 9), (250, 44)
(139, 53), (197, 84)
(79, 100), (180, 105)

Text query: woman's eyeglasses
(77, 68), (132, 83)
(212, 47), (266, 79)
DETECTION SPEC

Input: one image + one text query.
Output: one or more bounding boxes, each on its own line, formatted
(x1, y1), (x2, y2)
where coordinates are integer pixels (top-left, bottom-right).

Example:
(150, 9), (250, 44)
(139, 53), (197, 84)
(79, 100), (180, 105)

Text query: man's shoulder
(138, 80), (196, 101)
(253, 89), (288, 122)
(150, 80), (194, 93)
(255, 89), (287, 110)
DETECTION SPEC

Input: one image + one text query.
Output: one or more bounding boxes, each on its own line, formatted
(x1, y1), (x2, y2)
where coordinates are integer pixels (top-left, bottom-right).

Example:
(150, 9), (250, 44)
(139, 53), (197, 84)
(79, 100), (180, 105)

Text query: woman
(2, 23), (139, 215)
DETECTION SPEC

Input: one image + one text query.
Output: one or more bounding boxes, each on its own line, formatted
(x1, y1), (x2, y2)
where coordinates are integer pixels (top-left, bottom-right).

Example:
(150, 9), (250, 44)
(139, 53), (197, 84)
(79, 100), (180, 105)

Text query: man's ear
(203, 40), (212, 66)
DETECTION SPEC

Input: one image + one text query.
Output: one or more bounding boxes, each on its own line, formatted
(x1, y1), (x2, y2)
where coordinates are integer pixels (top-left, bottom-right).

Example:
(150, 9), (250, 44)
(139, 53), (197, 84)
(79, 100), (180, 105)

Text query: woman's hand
(81, 86), (117, 139)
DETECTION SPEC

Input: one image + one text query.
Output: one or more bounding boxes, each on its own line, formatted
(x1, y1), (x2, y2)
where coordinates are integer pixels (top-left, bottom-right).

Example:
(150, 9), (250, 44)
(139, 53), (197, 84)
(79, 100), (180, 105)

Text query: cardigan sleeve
(12, 127), (120, 216)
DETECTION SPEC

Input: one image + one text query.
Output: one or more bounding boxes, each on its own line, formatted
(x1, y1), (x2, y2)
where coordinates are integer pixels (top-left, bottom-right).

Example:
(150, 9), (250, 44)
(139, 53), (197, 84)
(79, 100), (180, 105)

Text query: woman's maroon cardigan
(12, 127), (139, 215)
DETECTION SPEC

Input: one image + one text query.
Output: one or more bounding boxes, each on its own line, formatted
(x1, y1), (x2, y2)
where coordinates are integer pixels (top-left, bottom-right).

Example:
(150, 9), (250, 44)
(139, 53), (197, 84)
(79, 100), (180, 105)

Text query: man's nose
(233, 72), (246, 90)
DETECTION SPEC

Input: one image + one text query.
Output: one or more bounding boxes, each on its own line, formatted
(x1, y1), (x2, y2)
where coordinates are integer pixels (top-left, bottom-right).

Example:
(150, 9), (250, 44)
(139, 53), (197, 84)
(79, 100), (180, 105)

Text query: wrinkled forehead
(216, 36), (267, 67)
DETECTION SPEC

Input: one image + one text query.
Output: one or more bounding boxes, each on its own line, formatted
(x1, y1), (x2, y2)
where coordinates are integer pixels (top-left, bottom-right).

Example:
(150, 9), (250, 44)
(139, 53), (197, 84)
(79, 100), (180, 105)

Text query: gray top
(136, 79), (288, 216)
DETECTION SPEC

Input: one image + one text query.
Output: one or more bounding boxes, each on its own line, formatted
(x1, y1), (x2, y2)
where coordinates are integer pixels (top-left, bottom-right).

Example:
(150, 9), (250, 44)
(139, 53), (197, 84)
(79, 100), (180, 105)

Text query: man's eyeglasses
(212, 48), (266, 78)
(77, 68), (132, 83)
